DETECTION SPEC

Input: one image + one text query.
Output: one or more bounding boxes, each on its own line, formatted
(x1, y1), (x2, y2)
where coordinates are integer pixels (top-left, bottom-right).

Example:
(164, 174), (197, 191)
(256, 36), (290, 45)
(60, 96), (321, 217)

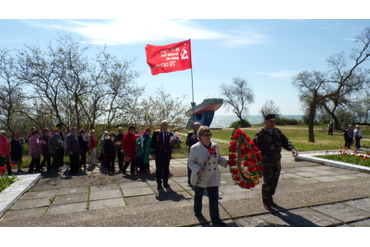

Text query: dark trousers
(29, 157), (41, 173)
(135, 157), (149, 173)
(123, 159), (135, 174)
(79, 151), (87, 170)
(328, 129), (333, 135)
(194, 186), (220, 223)
(262, 159), (281, 202)
(355, 136), (361, 150)
(40, 156), (51, 171)
(106, 155), (116, 172)
(0, 156), (12, 175)
(51, 154), (61, 171)
(155, 152), (170, 186)
(69, 153), (80, 174)
(344, 137), (353, 149)
(117, 150), (124, 170)
(59, 152), (64, 167)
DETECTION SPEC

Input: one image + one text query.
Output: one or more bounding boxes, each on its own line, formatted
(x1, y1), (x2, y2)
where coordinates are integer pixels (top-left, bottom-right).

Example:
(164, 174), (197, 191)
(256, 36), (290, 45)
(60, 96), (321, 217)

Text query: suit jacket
(10, 139), (22, 161)
(66, 133), (80, 154)
(187, 141), (227, 188)
(186, 131), (198, 153)
(150, 129), (173, 158)
(104, 138), (117, 156)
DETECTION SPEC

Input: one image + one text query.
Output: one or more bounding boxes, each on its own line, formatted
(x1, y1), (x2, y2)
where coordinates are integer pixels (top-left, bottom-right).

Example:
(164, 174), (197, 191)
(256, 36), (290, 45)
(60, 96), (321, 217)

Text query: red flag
(145, 40), (192, 75)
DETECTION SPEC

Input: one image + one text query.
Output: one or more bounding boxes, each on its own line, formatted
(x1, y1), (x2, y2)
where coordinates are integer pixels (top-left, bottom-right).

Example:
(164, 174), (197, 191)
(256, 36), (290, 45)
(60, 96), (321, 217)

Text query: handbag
(135, 135), (145, 153)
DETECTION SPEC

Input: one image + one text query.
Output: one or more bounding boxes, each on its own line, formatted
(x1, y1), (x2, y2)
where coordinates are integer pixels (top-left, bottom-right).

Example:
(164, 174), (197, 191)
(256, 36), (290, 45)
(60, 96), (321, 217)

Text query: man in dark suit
(116, 127), (125, 171)
(105, 131), (117, 174)
(151, 120), (173, 189)
(186, 121), (200, 186)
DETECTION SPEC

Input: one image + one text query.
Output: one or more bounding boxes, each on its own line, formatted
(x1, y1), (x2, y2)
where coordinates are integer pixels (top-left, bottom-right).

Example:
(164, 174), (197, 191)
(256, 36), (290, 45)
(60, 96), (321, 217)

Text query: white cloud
(222, 30), (269, 47)
(254, 70), (297, 78)
(23, 19), (269, 47)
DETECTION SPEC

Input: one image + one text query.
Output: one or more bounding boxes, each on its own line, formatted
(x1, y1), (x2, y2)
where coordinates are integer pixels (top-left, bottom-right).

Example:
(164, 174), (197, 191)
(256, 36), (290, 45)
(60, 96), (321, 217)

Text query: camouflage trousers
(261, 158), (281, 202)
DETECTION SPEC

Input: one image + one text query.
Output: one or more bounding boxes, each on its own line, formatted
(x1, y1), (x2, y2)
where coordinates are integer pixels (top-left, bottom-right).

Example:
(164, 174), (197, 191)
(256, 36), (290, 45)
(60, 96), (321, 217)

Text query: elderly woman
(28, 129), (43, 173)
(11, 133), (23, 173)
(122, 126), (137, 175)
(87, 129), (97, 166)
(135, 127), (152, 173)
(187, 125), (229, 227)
(354, 125), (363, 150)
(0, 130), (12, 175)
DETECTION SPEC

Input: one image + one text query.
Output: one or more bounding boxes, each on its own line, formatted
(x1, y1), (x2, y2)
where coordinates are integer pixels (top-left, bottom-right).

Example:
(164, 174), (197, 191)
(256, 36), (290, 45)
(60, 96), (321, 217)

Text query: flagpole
(190, 39), (196, 132)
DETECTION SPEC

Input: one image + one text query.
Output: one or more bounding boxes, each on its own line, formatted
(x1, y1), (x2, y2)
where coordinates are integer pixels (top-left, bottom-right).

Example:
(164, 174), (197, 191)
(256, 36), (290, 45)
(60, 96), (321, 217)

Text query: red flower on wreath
(230, 160), (237, 166)
(230, 141), (237, 147)
(235, 129), (242, 135)
(239, 181), (246, 187)
(233, 134), (239, 140)
(230, 147), (237, 153)
(231, 169), (238, 175)
(229, 154), (237, 160)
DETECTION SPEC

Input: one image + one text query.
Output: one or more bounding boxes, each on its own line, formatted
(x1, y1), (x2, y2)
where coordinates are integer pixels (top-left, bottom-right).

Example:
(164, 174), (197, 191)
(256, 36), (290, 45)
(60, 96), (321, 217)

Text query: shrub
(229, 119), (251, 128)
(276, 117), (301, 125)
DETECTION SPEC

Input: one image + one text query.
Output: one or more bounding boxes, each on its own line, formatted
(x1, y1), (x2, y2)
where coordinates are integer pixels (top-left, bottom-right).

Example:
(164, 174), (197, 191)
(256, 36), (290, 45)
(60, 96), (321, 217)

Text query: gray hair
(194, 122), (201, 126)
(197, 125), (211, 139)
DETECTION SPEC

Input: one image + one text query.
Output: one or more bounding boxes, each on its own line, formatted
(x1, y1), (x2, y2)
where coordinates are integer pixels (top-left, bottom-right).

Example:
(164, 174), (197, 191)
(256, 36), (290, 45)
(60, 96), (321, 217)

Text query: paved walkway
(1, 150), (370, 227)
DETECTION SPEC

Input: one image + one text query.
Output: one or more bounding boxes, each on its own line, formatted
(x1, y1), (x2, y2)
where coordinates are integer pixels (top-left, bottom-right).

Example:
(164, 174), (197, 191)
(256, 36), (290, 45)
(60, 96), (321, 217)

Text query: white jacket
(187, 141), (227, 188)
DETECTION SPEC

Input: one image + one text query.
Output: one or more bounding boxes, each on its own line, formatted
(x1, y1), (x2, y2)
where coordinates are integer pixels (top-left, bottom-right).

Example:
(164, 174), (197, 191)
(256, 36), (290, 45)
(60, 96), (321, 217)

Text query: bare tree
(260, 100), (280, 118)
(220, 77), (254, 126)
(292, 27), (370, 142)
(131, 87), (188, 131)
(15, 33), (143, 131)
(0, 48), (25, 133)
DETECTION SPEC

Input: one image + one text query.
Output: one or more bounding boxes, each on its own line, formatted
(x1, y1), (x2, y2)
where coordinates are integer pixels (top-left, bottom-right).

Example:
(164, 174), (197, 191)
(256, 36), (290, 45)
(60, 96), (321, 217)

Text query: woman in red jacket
(0, 131), (12, 175)
(121, 126), (137, 175)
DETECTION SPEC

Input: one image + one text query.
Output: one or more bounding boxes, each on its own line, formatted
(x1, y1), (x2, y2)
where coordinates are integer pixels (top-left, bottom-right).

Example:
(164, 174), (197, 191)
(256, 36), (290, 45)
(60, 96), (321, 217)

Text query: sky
(2, 2), (370, 118)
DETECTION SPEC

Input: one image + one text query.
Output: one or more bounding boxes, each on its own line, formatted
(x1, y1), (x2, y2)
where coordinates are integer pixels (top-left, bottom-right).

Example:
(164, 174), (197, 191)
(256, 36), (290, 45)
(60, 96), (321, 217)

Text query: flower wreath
(229, 128), (263, 189)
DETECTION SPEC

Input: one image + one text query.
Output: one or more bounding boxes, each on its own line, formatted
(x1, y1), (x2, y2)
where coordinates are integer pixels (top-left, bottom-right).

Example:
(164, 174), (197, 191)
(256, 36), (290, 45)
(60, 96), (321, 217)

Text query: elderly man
(151, 120), (173, 189)
(186, 121), (201, 186)
(253, 114), (298, 210)
(66, 127), (80, 174)
(116, 127), (125, 171)
(343, 124), (354, 149)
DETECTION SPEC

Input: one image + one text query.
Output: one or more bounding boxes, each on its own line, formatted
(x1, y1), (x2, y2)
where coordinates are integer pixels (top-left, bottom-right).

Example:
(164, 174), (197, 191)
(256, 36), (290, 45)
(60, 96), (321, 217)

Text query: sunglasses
(203, 134), (212, 137)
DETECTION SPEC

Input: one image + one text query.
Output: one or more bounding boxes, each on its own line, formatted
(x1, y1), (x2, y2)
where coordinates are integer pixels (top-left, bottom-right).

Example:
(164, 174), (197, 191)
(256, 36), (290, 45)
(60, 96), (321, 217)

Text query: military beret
(265, 114), (276, 121)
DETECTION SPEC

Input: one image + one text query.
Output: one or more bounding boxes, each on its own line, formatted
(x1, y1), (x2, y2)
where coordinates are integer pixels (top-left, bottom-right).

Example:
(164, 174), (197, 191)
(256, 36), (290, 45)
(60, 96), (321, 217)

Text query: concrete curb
(295, 153), (370, 173)
(0, 174), (41, 217)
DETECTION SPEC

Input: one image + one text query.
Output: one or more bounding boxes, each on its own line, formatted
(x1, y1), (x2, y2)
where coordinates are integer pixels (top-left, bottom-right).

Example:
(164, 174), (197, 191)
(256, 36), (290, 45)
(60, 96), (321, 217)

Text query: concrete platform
(0, 174), (41, 217)
(1, 151), (370, 227)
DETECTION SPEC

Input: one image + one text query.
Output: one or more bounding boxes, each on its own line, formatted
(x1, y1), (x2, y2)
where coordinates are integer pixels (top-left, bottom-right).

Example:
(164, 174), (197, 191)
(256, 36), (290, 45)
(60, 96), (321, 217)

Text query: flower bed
(315, 148), (370, 168)
(0, 166), (18, 193)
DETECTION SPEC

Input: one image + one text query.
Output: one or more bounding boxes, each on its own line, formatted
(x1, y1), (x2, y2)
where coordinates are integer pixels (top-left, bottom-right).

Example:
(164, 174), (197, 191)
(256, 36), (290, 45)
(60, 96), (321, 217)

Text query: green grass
(179, 124), (370, 154)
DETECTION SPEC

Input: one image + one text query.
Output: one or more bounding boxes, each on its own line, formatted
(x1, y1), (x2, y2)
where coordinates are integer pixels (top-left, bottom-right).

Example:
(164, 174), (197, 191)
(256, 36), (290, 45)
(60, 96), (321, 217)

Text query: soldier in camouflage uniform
(253, 114), (298, 210)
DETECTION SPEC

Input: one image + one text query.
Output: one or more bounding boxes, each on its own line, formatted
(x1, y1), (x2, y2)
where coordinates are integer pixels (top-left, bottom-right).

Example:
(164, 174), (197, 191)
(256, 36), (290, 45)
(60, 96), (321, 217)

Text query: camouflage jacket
(253, 127), (296, 159)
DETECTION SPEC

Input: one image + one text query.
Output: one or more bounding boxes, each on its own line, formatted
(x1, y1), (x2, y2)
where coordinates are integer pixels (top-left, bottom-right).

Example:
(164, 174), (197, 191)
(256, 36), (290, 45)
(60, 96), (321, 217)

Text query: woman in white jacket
(187, 125), (229, 227)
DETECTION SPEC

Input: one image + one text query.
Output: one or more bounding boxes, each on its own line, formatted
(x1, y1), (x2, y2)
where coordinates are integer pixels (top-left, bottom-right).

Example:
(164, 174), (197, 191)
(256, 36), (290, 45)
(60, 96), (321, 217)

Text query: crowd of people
(0, 122), (154, 176)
